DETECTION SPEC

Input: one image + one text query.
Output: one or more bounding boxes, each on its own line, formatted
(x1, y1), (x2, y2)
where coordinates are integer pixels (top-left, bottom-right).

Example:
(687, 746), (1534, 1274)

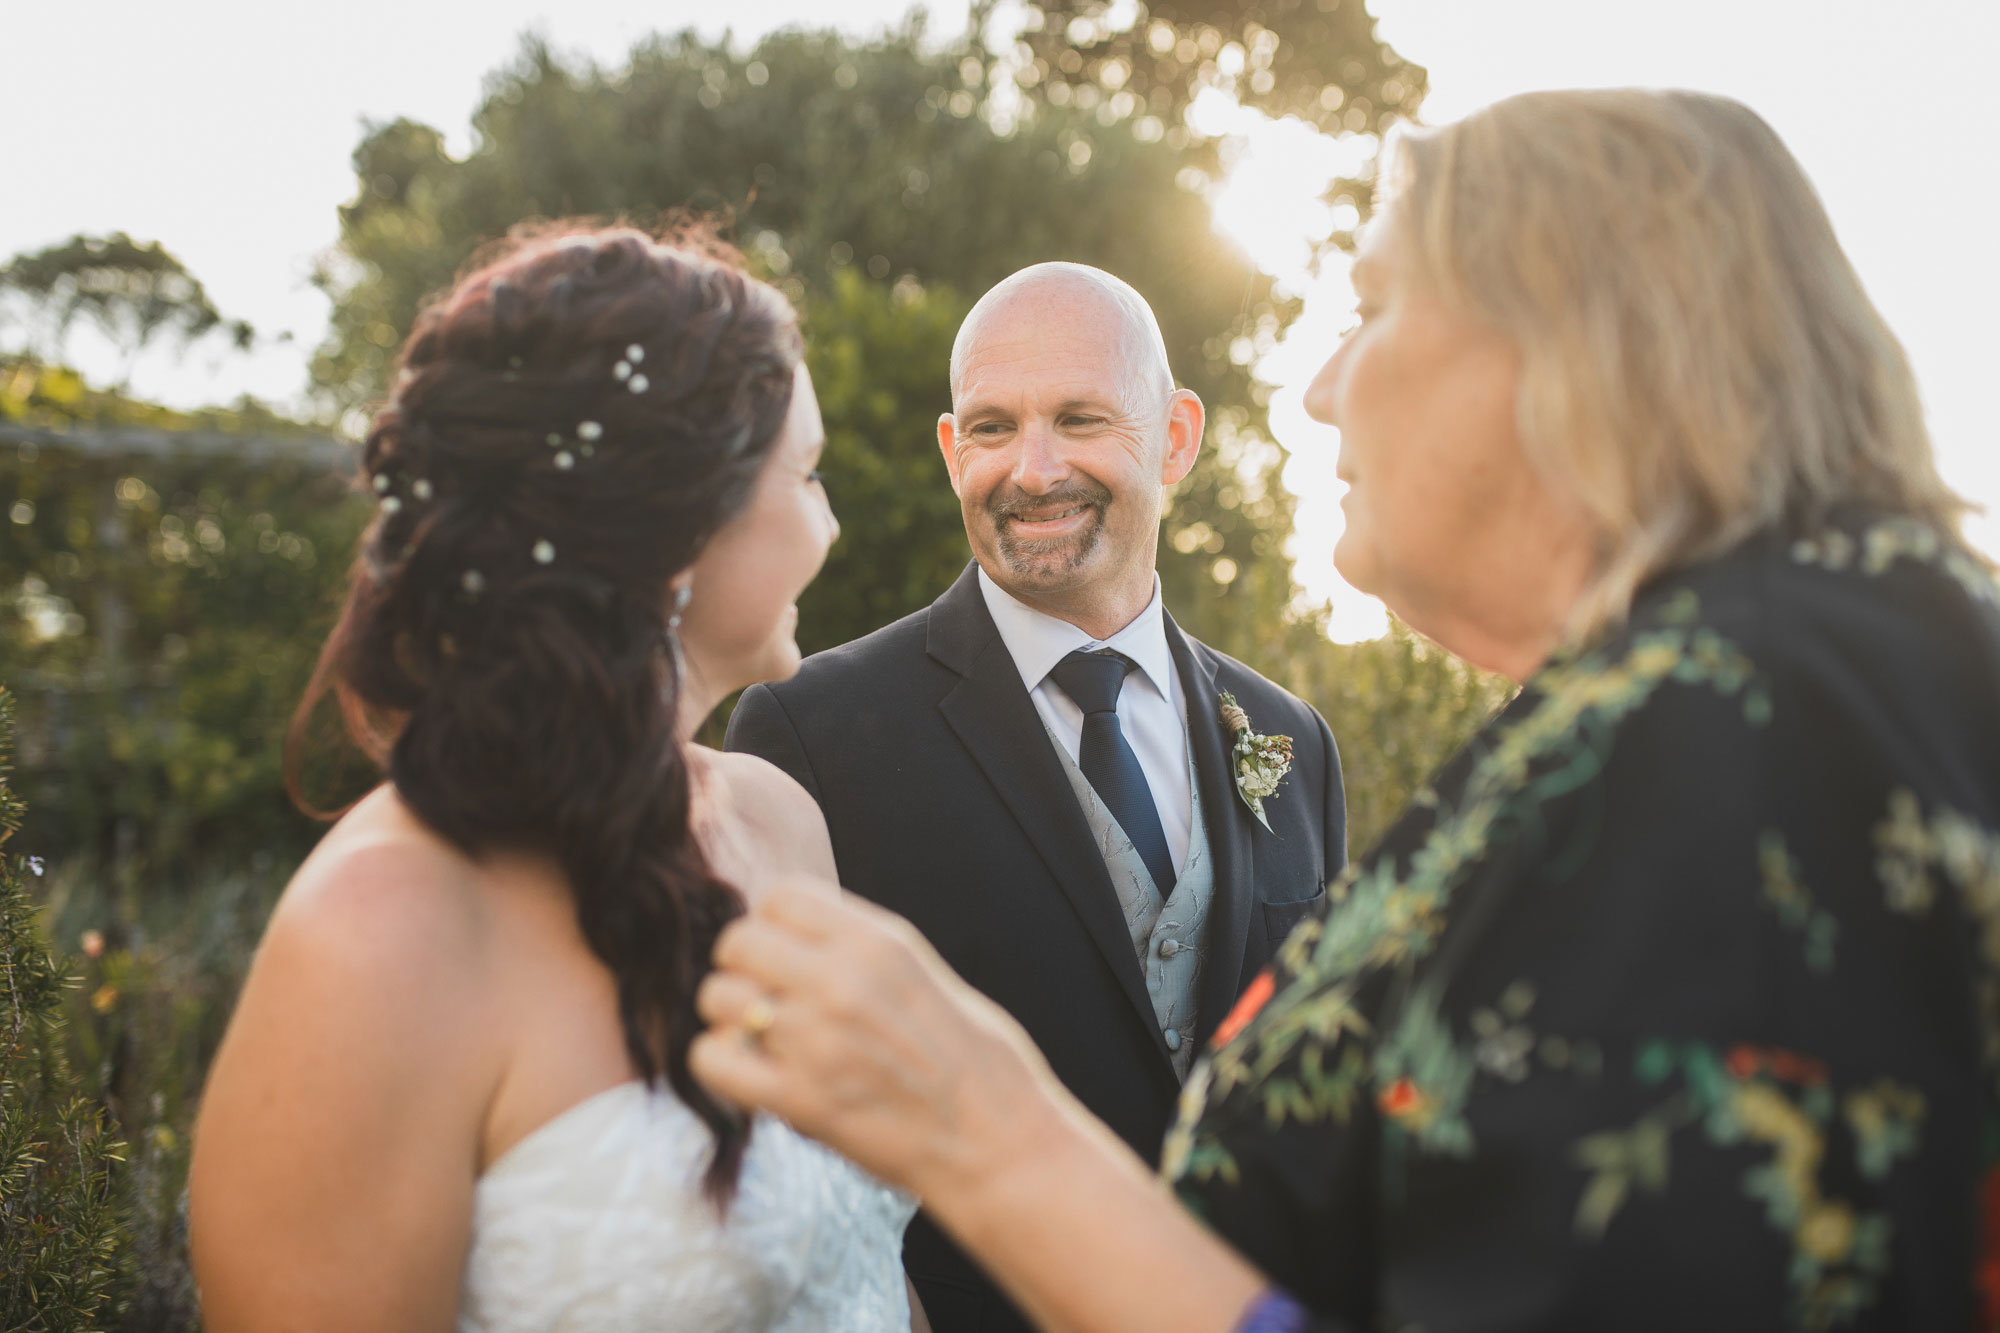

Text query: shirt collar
(976, 565), (1176, 701)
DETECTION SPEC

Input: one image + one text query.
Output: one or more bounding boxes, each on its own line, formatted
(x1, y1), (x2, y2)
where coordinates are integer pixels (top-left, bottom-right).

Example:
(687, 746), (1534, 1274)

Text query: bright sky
(8, 1), (1994, 640)
(1219, 0), (2000, 636)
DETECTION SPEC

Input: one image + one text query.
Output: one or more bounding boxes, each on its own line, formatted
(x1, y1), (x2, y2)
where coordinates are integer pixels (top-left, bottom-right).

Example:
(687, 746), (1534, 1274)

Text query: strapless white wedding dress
(458, 1081), (918, 1331)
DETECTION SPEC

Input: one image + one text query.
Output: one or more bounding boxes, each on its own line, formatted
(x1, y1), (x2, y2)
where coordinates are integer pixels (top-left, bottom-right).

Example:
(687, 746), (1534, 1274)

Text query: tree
(989, 0), (1424, 135)
(1278, 616), (1514, 854)
(311, 17), (1422, 660)
(0, 234), (254, 389)
(797, 267), (973, 652)
(0, 688), (123, 1330)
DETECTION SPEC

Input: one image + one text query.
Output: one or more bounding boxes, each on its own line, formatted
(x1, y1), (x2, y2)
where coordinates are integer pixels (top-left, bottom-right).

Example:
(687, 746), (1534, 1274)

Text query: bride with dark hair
(188, 228), (923, 1330)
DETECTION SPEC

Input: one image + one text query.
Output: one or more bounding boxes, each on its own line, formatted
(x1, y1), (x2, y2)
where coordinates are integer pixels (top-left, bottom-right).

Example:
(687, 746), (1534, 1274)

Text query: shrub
(0, 687), (124, 1330)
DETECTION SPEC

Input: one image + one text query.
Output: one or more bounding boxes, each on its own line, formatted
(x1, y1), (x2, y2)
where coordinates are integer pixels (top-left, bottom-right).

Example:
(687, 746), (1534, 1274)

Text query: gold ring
(742, 995), (777, 1041)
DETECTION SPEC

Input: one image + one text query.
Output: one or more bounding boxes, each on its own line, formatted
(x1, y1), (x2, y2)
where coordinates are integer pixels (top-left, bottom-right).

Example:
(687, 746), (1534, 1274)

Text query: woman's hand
(692, 880), (1271, 1333)
(690, 878), (1064, 1210)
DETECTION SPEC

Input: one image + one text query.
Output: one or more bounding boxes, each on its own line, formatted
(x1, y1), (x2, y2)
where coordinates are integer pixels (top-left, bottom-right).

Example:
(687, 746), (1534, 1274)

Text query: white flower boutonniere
(1219, 691), (1293, 832)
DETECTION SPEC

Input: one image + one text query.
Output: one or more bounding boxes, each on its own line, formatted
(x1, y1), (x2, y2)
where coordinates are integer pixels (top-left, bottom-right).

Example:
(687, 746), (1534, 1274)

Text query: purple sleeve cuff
(1234, 1288), (1311, 1333)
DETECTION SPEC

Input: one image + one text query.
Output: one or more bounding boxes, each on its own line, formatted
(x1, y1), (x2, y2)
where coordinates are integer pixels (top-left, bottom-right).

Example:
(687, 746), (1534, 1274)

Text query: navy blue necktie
(1048, 649), (1176, 899)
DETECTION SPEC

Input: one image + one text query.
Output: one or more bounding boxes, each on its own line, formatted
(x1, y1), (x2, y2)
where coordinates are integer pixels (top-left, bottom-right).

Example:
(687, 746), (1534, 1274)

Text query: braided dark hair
(287, 226), (802, 1201)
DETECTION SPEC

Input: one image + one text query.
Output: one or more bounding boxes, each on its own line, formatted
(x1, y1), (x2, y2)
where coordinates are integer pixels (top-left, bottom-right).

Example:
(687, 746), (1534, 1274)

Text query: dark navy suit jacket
(726, 562), (1346, 1332)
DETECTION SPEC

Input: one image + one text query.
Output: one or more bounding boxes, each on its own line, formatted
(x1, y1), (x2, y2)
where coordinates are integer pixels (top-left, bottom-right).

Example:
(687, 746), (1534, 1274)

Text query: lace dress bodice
(458, 1082), (917, 1332)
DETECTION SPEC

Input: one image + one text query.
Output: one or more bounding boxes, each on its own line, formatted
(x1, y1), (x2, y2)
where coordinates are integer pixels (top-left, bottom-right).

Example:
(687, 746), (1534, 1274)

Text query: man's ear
(1161, 389), (1204, 486)
(937, 413), (963, 498)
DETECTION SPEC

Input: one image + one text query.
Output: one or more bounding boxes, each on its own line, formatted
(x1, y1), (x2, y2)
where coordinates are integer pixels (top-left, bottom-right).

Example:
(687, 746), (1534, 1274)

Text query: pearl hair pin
(613, 344), (648, 393)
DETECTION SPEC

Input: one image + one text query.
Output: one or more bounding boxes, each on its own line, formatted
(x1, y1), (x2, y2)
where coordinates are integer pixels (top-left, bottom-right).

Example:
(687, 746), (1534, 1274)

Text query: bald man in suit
(728, 263), (1346, 1332)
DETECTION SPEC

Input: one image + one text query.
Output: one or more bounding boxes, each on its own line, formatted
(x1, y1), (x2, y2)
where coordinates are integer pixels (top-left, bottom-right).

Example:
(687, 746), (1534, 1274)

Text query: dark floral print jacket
(1169, 510), (2000, 1332)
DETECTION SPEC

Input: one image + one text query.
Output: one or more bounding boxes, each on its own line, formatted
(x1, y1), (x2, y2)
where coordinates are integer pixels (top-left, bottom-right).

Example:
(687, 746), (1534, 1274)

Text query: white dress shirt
(977, 566), (1193, 875)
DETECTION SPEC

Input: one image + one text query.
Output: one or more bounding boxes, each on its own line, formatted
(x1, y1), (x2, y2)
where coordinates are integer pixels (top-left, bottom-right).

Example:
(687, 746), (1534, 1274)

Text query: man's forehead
(983, 267), (1128, 313)
(953, 325), (1140, 412)
(952, 302), (1160, 400)
(955, 376), (1130, 416)
(960, 312), (1130, 368)
(951, 265), (1173, 401)
(962, 284), (1128, 350)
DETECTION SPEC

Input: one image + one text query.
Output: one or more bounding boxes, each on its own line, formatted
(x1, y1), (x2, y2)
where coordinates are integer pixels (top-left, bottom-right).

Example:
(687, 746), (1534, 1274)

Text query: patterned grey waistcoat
(1045, 725), (1214, 1081)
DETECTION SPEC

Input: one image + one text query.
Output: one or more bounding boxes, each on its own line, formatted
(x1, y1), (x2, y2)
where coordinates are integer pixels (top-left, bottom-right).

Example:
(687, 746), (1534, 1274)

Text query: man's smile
(1003, 504), (1096, 537)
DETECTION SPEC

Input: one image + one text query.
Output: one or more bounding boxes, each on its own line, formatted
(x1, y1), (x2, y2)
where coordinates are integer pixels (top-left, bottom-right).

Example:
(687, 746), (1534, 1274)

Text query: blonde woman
(690, 90), (2000, 1331)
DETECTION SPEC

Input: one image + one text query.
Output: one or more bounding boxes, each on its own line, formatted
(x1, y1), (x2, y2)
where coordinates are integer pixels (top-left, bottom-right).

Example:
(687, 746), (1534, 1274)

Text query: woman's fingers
(750, 875), (852, 936)
(712, 908), (829, 992)
(688, 1028), (790, 1117)
(694, 969), (769, 1029)
(718, 882), (946, 1015)
(752, 878), (932, 962)
(695, 885), (1072, 1203)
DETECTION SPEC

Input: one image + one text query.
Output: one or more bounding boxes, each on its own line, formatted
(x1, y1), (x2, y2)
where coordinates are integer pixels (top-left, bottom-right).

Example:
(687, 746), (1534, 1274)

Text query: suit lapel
(927, 566), (1172, 1065)
(1167, 618), (1259, 1048)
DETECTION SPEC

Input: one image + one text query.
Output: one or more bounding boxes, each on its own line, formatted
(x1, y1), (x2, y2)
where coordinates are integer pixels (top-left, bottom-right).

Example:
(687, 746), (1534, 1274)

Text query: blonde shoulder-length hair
(1378, 88), (1970, 642)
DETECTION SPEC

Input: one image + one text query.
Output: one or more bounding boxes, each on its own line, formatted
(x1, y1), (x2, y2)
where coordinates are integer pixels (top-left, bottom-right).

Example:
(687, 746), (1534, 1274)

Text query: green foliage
(997, 0), (1425, 135)
(317, 25), (1276, 414)
(37, 857), (279, 1333)
(1280, 616), (1515, 856)
(311, 20), (1418, 656)
(1, 355), (343, 1331)
(1, 356), (366, 890)
(0, 235), (253, 385)
(0, 357), (302, 439)
(0, 689), (124, 1330)
(796, 267), (972, 650)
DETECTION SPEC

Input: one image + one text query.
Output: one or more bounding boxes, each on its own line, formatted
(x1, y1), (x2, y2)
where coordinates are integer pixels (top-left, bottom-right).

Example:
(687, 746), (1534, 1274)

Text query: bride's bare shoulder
(697, 748), (837, 880)
(264, 785), (497, 984)
(702, 748), (816, 807)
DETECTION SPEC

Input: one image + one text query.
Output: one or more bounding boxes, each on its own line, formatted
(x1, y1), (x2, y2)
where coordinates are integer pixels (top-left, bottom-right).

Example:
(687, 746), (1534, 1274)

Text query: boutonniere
(1219, 692), (1292, 832)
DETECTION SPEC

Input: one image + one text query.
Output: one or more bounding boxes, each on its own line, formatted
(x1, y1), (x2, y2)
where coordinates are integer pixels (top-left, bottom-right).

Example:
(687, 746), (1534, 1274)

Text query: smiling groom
(726, 263), (1346, 1333)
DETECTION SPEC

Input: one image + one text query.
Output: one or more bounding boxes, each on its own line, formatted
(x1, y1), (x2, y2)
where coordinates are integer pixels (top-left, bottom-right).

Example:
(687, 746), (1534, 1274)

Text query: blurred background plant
(0, 235), (256, 395)
(1, 5), (1506, 1326)
(0, 358), (358, 1329)
(1, 689), (124, 1330)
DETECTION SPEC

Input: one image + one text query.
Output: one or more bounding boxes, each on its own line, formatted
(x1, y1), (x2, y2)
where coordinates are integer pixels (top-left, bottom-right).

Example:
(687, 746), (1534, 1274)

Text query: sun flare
(1200, 95), (1389, 643)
